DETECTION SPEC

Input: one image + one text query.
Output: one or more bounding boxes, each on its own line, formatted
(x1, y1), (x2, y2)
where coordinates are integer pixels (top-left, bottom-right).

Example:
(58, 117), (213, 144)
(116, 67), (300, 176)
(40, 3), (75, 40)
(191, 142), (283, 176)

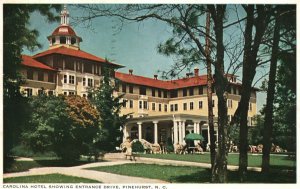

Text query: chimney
(129, 69), (133, 75)
(154, 74), (158, 80)
(194, 68), (199, 77)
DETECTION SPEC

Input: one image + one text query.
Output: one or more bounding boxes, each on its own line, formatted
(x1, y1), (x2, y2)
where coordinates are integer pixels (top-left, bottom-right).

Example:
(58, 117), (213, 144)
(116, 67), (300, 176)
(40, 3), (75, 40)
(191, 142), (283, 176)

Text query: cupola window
(60, 36), (66, 44)
(71, 37), (76, 45)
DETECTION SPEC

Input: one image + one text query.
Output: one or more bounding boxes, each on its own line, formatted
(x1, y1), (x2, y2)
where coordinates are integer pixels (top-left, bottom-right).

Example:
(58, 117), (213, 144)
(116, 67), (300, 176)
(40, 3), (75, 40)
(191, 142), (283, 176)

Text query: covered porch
(123, 114), (218, 146)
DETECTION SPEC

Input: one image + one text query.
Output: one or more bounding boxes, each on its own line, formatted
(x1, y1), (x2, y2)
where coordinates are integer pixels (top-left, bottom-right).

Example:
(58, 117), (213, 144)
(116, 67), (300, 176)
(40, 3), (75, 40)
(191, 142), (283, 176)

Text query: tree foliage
(89, 67), (128, 152)
(3, 4), (60, 160)
(22, 95), (101, 162)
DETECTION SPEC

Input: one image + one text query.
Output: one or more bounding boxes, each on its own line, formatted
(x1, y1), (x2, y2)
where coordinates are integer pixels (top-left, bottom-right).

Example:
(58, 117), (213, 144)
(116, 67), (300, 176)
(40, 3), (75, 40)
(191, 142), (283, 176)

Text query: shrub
(132, 141), (144, 153)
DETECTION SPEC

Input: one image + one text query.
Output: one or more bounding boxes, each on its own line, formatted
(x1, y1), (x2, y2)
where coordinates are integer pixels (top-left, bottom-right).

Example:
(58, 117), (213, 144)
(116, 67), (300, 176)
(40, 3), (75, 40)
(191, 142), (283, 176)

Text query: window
(83, 94), (87, 98)
(71, 37), (76, 45)
(48, 72), (54, 83)
(183, 88), (187, 97)
(38, 72), (43, 81)
(158, 89), (162, 97)
(183, 103), (187, 111)
(48, 91), (54, 96)
(122, 99), (127, 108)
(164, 104), (167, 112)
(152, 103), (155, 111)
(84, 63), (93, 74)
(83, 78), (86, 86)
(170, 90), (178, 98)
(163, 91), (168, 98)
(129, 85), (133, 93)
(122, 84), (126, 93)
(139, 86), (146, 95)
(212, 86), (215, 93)
(25, 88), (32, 97)
(190, 102), (194, 110)
(129, 100), (133, 108)
(60, 36), (66, 44)
(152, 88), (156, 97)
(52, 37), (55, 44)
(189, 87), (194, 96)
(143, 101), (148, 110)
(64, 91), (68, 95)
(198, 86), (203, 95)
(227, 99), (233, 108)
(139, 101), (143, 109)
(64, 75), (67, 83)
(38, 89), (44, 96)
(69, 75), (75, 84)
(199, 101), (203, 109)
(88, 78), (93, 87)
(170, 104), (174, 112)
(212, 100), (215, 107)
(27, 69), (33, 80)
(175, 104), (178, 111)
(159, 104), (162, 111)
(69, 91), (75, 95)
(249, 103), (252, 111)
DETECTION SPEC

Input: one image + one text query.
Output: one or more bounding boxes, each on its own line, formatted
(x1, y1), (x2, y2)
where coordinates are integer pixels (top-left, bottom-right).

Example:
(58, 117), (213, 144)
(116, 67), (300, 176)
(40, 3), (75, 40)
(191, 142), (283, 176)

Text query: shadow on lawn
(4, 158), (106, 173)
(171, 168), (296, 183)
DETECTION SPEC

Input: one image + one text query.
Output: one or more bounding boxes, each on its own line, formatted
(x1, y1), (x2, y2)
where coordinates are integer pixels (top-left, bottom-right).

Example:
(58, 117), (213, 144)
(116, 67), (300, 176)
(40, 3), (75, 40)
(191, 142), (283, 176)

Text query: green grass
(138, 153), (296, 169)
(3, 173), (101, 183)
(87, 163), (296, 183)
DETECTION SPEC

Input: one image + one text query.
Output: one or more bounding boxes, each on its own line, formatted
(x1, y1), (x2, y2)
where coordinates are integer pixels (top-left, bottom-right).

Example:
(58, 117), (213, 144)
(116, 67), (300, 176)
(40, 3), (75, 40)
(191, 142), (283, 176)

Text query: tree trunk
(262, 14), (280, 174)
(205, 12), (216, 179)
(238, 5), (270, 182)
(209, 5), (228, 183)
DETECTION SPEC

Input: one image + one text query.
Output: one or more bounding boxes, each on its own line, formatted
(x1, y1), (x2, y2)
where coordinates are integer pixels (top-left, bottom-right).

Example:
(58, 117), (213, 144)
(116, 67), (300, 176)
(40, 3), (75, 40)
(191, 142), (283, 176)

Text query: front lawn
(138, 153), (296, 169)
(3, 173), (101, 183)
(87, 163), (296, 183)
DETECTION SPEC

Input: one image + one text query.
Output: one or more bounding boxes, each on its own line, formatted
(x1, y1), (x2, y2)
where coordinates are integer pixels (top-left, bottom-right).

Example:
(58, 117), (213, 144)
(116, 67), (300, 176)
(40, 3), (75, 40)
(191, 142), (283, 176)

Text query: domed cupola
(47, 5), (82, 50)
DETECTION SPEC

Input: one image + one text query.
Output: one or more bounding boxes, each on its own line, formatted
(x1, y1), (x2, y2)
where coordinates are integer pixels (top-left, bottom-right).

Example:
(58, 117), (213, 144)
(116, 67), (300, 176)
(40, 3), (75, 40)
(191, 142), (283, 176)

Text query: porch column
(196, 122), (200, 134)
(173, 121), (178, 144)
(194, 122), (197, 133)
(182, 121), (186, 141)
(153, 121), (158, 144)
(137, 122), (142, 141)
(207, 125), (211, 145)
(178, 121), (182, 144)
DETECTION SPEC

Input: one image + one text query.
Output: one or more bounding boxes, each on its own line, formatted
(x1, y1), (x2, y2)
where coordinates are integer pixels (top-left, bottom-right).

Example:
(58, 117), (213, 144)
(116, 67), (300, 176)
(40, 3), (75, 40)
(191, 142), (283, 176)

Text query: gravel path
(3, 160), (168, 183)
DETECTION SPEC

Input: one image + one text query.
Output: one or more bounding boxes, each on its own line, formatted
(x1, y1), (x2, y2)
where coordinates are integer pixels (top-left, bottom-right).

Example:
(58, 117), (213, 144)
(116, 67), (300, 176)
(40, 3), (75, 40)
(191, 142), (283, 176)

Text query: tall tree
(205, 11), (216, 175)
(207, 5), (228, 182)
(262, 5), (296, 174)
(233, 5), (271, 182)
(3, 4), (60, 162)
(89, 67), (128, 152)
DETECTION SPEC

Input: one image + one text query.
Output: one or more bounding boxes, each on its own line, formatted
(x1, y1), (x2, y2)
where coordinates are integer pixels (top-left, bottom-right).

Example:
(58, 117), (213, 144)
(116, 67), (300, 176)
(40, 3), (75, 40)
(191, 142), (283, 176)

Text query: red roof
(115, 72), (207, 89)
(21, 55), (57, 71)
(33, 46), (123, 68)
(51, 25), (77, 36)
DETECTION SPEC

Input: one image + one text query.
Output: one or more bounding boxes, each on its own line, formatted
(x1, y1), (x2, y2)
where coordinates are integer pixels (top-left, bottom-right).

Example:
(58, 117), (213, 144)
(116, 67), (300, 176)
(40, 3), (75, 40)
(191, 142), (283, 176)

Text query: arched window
(60, 36), (66, 44)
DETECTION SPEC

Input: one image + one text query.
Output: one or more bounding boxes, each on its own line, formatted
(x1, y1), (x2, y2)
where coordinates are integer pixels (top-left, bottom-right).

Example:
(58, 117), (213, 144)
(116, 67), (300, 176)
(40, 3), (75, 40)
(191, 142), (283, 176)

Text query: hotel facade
(19, 6), (257, 147)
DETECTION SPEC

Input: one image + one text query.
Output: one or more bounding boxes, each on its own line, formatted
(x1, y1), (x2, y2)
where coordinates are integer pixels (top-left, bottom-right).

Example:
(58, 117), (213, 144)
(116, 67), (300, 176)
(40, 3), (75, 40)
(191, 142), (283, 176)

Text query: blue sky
(23, 4), (266, 112)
